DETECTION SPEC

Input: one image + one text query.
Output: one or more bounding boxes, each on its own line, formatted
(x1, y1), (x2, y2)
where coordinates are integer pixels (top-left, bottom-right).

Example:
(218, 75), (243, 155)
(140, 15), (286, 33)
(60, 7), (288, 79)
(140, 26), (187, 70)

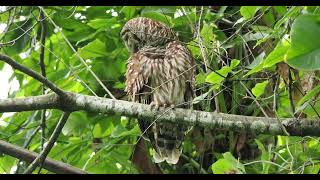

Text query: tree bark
(1, 92), (320, 137)
(0, 140), (87, 174)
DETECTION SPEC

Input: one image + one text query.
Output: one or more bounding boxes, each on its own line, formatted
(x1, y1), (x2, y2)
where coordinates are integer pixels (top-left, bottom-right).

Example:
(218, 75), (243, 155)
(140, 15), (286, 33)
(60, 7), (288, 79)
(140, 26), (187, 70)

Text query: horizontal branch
(0, 140), (88, 174)
(1, 92), (320, 137)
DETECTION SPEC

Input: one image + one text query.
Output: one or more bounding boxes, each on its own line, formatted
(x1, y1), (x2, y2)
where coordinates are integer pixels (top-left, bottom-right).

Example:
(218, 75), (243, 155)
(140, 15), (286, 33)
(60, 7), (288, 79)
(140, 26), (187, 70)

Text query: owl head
(120, 17), (178, 53)
(120, 28), (141, 53)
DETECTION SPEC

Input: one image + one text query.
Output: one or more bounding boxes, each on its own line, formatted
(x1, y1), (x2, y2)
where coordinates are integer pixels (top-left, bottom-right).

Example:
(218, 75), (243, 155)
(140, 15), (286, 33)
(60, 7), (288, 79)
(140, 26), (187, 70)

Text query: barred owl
(122, 17), (195, 164)
(120, 17), (178, 53)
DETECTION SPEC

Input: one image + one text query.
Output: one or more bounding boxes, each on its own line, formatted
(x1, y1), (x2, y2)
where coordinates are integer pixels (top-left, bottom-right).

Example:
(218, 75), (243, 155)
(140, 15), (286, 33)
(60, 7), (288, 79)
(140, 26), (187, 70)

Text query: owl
(120, 17), (178, 53)
(122, 17), (195, 164)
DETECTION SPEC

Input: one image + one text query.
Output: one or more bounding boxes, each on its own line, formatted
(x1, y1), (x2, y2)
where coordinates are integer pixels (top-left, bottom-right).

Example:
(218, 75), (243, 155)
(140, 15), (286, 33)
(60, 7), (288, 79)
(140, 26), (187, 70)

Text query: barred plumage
(122, 17), (195, 164)
(120, 17), (178, 53)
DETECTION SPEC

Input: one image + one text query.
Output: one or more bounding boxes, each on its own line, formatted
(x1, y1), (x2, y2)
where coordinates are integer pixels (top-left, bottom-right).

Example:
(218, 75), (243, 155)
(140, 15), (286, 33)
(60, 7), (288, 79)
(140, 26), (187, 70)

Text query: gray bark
(1, 92), (320, 136)
(0, 140), (88, 174)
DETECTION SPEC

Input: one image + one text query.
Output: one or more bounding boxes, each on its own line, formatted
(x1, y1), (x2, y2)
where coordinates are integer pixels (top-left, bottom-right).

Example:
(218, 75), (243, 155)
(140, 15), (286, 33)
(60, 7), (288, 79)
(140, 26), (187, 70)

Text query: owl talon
(150, 102), (160, 110)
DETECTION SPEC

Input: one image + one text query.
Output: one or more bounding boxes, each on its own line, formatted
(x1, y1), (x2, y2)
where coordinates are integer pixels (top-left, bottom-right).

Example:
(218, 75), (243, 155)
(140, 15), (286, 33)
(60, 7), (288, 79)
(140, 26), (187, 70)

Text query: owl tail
(153, 145), (182, 164)
(152, 122), (189, 164)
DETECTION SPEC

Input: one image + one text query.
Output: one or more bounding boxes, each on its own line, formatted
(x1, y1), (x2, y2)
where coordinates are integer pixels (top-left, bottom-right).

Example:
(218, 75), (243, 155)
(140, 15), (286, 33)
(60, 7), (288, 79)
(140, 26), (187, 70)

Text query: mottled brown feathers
(122, 17), (195, 164)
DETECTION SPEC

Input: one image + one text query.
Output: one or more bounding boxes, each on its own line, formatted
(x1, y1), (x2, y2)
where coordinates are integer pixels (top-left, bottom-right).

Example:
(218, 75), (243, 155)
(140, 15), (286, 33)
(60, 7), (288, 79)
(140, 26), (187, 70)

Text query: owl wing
(151, 41), (195, 164)
(125, 51), (157, 146)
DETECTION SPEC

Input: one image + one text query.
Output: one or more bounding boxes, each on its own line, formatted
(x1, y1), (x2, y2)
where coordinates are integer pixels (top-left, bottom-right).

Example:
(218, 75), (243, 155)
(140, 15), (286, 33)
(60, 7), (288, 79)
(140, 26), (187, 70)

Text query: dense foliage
(1, 6), (320, 174)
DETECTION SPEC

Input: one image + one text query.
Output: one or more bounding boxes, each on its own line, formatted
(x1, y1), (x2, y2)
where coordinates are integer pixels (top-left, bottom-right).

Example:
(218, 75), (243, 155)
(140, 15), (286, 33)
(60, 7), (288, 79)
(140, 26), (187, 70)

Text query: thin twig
(287, 68), (295, 116)
(38, 8), (47, 152)
(38, 8), (47, 173)
(23, 111), (71, 174)
(10, 21), (98, 97)
(181, 154), (208, 174)
(15, 126), (41, 174)
(39, 6), (116, 100)
(240, 81), (269, 117)
(0, 139), (87, 174)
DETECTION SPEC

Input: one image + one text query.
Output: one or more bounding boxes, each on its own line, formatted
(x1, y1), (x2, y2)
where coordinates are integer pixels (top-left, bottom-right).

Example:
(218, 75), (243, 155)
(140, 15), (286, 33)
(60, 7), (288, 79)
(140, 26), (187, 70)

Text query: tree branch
(39, 7), (47, 153)
(23, 112), (71, 174)
(0, 53), (66, 97)
(0, 139), (87, 174)
(1, 92), (320, 137)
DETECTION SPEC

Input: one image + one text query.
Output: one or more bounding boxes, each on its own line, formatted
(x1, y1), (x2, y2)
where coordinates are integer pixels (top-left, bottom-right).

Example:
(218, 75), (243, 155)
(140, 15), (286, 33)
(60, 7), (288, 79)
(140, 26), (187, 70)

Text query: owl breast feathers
(121, 17), (195, 164)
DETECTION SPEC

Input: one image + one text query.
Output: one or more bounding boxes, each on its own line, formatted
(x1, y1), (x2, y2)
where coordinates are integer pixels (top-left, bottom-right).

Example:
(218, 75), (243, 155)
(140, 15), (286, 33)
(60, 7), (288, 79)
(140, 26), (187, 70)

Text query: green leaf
(263, 38), (290, 68)
(255, 139), (271, 174)
(88, 18), (118, 30)
(192, 89), (213, 104)
(141, 9), (173, 26)
(230, 59), (240, 69)
(286, 15), (320, 71)
(120, 6), (138, 19)
(72, 39), (108, 60)
(206, 60), (239, 89)
(111, 124), (140, 138)
(211, 152), (245, 174)
(297, 84), (320, 107)
(247, 52), (265, 69)
(62, 112), (90, 136)
(205, 66), (231, 89)
(252, 81), (269, 99)
(212, 159), (237, 174)
(200, 22), (214, 46)
(240, 6), (261, 20)
(92, 117), (114, 138)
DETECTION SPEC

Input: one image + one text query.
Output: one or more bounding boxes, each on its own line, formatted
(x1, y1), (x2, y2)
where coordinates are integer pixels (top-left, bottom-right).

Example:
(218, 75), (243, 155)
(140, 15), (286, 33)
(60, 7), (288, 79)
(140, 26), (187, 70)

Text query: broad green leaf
(252, 81), (269, 99)
(212, 152), (245, 174)
(274, 6), (301, 30)
(245, 37), (290, 77)
(206, 66), (231, 89)
(263, 38), (290, 68)
(240, 6), (261, 20)
(92, 118), (114, 138)
(62, 112), (90, 136)
(72, 39), (108, 60)
(286, 15), (320, 71)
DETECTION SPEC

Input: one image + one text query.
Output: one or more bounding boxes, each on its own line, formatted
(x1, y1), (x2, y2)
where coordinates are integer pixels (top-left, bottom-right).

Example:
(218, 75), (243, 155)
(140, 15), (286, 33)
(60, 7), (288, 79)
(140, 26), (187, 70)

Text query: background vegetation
(1, 6), (320, 174)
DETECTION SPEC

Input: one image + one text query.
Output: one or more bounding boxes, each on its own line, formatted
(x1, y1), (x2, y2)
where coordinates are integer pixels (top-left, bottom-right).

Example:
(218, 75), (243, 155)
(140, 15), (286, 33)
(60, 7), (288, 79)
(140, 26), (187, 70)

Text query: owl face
(120, 30), (139, 53)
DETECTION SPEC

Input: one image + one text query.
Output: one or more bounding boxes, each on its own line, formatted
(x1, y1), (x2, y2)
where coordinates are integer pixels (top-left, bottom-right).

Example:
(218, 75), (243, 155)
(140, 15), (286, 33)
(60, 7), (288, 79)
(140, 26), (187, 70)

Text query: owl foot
(150, 101), (160, 110)
(150, 102), (175, 111)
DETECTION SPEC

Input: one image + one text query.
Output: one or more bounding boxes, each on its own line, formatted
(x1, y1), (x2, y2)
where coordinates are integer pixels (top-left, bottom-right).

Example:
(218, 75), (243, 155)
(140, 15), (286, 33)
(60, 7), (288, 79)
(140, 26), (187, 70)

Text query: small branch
(23, 112), (71, 174)
(0, 139), (87, 174)
(15, 126), (41, 174)
(38, 8), (47, 152)
(240, 81), (269, 118)
(181, 154), (208, 174)
(0, 20), (39, 47)
(0, 53), (66, 97)
(287, 68), (295, 116)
